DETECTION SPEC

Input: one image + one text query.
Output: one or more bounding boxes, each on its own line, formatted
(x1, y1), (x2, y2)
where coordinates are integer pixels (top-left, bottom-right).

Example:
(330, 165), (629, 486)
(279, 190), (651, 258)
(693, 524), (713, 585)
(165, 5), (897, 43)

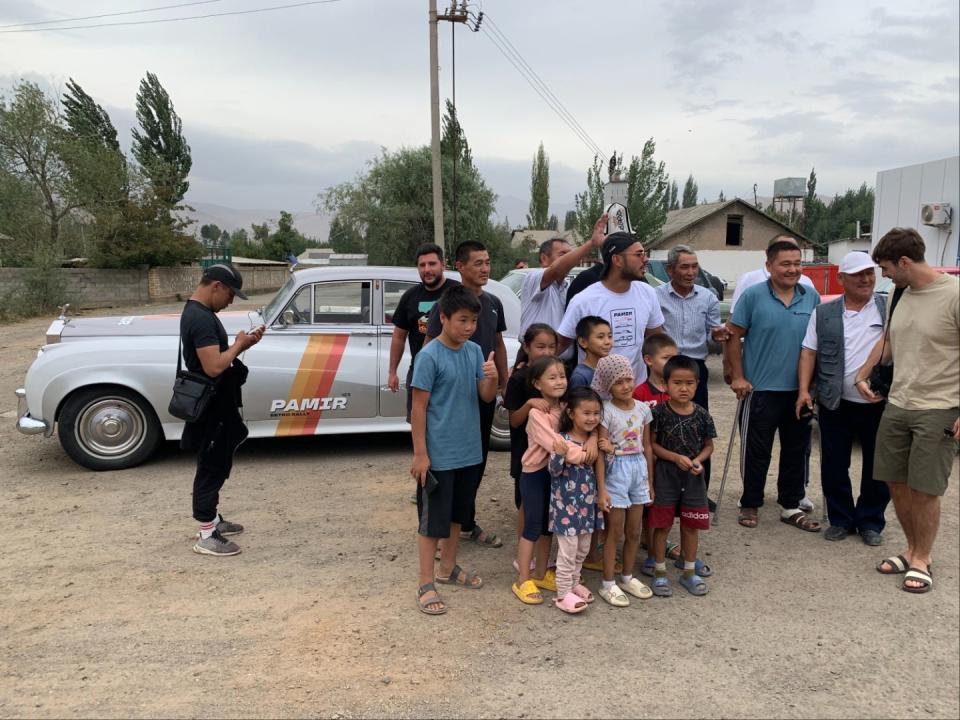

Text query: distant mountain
(180, 202), (331, 242)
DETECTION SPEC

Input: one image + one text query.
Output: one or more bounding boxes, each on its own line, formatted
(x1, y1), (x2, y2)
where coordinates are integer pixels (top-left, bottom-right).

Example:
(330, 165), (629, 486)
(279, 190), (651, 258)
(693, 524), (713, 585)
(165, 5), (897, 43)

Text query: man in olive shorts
(856, 228), (959, 594)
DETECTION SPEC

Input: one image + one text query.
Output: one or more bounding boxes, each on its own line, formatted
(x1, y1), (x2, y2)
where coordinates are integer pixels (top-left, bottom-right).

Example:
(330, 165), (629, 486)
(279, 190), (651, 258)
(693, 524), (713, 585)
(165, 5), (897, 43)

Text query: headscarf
(590, 353), (634, 400)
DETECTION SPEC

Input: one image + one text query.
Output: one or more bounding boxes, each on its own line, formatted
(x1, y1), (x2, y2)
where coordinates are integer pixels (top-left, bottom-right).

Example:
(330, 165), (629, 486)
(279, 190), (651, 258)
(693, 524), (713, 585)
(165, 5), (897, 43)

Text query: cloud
(860, 3), (960, 65)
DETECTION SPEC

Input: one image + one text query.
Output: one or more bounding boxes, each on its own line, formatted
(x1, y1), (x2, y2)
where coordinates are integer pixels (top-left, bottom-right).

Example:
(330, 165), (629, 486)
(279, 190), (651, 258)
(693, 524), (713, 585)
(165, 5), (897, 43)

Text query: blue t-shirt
(569, 362), (595, 389)
(731, 280), (819, 391)
(410, 339), (486, 471)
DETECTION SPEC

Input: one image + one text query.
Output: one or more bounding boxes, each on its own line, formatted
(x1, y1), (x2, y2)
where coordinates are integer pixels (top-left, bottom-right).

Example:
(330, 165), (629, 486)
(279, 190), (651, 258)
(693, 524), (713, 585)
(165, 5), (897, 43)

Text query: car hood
(55, 310), (262, 340)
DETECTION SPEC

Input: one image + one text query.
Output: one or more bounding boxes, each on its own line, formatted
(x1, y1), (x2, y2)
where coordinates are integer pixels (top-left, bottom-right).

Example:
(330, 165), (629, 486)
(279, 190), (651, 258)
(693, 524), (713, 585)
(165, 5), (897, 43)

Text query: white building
(872, 156), (959, 267)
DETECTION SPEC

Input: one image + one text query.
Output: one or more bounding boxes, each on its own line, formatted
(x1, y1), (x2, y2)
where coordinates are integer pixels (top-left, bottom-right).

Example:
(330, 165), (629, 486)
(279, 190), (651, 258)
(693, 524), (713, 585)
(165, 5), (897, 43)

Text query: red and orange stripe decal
(275, 334), (349, 436)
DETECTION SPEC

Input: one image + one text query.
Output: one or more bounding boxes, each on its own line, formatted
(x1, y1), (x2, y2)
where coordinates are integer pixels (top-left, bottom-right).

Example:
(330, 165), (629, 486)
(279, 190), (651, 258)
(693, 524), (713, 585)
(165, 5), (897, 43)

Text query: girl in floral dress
(548, 387), (608, 614)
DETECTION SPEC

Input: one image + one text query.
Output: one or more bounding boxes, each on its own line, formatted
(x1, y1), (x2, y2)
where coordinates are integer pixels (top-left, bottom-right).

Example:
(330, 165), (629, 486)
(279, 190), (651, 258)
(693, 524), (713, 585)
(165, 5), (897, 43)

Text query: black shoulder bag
(867, 286), (905, 397)
(168, 337), (218, 423)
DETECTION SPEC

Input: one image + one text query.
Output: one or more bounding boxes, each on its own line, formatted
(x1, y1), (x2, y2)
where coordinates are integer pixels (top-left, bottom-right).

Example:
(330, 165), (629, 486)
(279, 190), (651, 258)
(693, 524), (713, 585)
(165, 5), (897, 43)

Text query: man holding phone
(180, 264), (262, 557)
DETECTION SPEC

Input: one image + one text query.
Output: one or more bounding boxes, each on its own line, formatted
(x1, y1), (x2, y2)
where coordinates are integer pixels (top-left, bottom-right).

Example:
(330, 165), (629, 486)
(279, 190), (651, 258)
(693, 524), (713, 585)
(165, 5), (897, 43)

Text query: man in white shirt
(730, 234), (815, 314)
(519, 216), (606, 336)
(558, 232), (666, 384)
(796, 251), (889, 545)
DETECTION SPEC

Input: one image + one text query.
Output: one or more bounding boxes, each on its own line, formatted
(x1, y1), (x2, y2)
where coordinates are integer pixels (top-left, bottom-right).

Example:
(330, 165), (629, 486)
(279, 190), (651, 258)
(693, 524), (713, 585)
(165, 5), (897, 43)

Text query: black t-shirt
(503, 366), (542, 479)
(180, 299), (228, 378)
(425, 289), (507, 357)
(565, 262), (604, 308)
(392, 278), (460, 362)
(650, 402), (717, 458)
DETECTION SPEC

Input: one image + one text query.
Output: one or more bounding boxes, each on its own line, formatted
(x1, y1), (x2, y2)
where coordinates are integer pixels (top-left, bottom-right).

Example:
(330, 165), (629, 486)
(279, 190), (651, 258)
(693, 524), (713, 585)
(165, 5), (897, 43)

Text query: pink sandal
(554, 592), (587, 614)
(571, 583), (594, 603)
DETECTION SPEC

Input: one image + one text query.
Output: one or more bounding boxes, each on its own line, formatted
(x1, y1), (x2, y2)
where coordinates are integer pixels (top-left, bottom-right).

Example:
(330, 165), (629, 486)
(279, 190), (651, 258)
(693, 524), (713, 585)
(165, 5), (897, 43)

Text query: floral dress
(548, 434), (604, 536)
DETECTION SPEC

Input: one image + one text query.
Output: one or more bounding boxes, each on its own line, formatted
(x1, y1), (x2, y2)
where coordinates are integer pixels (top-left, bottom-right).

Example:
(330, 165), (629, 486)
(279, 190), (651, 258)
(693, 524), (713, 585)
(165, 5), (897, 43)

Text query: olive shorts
(874, 403), (958, 497)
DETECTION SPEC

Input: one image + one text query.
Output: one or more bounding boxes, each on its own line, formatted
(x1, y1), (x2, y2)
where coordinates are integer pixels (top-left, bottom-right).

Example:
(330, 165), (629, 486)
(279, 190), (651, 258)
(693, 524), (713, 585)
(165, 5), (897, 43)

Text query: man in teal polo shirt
(725, 239), (822, 531)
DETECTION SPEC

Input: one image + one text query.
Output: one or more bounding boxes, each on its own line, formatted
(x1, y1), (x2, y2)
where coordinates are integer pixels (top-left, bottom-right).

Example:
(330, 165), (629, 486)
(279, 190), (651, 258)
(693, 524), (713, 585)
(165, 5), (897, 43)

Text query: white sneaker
(799, 496), (815, 512)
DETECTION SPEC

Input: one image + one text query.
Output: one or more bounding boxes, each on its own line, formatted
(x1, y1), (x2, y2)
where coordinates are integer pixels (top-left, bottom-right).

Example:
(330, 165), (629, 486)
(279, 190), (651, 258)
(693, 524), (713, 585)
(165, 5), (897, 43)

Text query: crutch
(807, 410), (829, 525)
(712, 392), (749, 524)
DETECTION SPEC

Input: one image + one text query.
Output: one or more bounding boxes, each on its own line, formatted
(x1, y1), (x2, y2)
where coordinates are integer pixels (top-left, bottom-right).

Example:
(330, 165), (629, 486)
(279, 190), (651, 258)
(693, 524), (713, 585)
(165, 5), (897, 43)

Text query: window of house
(726, 215), (743, 246)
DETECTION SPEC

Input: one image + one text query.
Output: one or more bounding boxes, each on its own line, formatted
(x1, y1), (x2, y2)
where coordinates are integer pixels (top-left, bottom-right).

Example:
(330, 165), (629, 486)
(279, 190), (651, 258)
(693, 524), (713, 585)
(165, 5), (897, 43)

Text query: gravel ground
(1, 297), (957, 719)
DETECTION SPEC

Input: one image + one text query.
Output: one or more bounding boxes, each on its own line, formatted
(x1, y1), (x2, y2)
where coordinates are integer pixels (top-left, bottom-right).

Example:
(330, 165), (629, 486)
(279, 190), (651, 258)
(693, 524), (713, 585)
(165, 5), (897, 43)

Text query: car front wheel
(58, 386), (162, 471)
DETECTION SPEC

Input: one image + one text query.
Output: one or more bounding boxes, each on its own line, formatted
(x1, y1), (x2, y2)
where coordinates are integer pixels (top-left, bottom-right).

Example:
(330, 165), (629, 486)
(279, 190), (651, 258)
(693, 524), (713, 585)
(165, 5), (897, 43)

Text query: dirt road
(1, 298), (957, 718)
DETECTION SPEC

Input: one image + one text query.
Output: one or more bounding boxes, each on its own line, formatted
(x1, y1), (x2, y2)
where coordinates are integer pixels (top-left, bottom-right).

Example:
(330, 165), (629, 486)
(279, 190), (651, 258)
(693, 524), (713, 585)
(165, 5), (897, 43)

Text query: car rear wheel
(489, 396), (511, 452)
(58, 387), (162, 471)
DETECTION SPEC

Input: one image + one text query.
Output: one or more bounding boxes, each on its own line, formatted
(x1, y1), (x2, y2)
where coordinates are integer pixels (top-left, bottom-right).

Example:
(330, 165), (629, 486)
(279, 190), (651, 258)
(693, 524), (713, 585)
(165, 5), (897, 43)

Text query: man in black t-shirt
(424, 240), (508, 548)
(387, 243), (460, 421)
(180, 264), (262, 557)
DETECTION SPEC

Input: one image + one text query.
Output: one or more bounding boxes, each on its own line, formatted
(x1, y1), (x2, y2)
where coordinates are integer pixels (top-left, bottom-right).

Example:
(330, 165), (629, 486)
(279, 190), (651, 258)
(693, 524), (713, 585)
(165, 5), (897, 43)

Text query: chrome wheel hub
(76, 398), (145, 459)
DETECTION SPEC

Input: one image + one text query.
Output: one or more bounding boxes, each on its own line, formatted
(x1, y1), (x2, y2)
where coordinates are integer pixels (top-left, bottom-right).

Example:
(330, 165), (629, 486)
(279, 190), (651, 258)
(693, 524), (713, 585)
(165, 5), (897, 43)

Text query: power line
(0, 0), (223, 29)
(0, 0), (343, 33)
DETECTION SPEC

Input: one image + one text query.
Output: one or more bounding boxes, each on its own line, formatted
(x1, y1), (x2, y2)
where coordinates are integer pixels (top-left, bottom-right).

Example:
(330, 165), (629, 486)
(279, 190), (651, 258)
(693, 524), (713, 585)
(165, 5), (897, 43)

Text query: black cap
(600, 232), (640, 277)
(203, 263), (247, 299)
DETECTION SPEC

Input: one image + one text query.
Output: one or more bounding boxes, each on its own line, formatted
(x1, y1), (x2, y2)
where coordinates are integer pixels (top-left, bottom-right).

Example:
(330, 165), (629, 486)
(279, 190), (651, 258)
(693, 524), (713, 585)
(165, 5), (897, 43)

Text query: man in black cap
(558, 233), (666, 384)
(180, 263), (263, 556)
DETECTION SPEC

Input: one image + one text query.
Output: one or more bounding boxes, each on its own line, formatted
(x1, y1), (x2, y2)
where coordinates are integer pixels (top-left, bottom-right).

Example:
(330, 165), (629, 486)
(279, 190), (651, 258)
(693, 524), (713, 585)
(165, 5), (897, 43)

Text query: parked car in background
(644, 259), (726, 300)
(15, 267), (522, 470)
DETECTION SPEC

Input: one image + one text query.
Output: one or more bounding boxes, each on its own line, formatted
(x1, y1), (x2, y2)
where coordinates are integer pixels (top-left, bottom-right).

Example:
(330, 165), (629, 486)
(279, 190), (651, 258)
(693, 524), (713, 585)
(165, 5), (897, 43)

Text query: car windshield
(263, 276), (296, 322)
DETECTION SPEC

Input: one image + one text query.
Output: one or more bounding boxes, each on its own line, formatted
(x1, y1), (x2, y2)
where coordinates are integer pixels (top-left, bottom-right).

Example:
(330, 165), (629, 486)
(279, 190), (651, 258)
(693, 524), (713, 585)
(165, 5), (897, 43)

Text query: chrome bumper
(15, 388), (48, 435)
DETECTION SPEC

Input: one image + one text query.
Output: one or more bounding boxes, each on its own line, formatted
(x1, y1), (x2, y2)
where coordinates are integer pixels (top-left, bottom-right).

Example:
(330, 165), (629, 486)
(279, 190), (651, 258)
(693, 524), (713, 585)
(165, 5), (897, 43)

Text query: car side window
(313, 281), (371, 324)
(383, 281), (416, 324)
(285, 285), (313, 325)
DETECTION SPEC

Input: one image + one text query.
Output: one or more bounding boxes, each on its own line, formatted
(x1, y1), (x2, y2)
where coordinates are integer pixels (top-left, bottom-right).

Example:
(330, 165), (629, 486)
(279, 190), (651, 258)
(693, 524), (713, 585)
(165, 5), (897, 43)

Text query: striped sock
(199, 519), (217, 540)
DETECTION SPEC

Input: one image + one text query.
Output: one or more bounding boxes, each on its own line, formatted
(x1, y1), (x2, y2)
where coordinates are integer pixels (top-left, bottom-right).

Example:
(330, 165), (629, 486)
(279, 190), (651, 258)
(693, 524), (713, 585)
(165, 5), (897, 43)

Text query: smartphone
(425, 470), (440, 496)
(798, 405), (814, 421)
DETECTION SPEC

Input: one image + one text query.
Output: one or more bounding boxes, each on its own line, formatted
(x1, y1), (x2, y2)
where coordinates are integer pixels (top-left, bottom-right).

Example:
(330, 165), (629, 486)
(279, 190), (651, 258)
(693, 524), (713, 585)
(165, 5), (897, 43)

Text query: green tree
(718, 189), (726, 202)
(328, 214), (364, 253)
(200, 224), (222, 243)
(563, 209), (577, 231)
(681, 174), (698, 208)
(527, 141), (550, 229)
(805, 183), (874, 257)
(573, 155), (605, 243)
(668, 179), (680, 210)
(625, 138), (667, 241)
(546, 214), (559, 231)
(132, 72), (191, 208)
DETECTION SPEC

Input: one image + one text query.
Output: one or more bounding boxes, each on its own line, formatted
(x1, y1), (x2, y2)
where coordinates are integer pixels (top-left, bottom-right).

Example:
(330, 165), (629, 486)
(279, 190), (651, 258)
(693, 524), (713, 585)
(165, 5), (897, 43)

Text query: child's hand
(482, 351), (497, 381)
(582, 434), (599, 463)
(527, 398), (551, 413)
(598, 490), (612, 512)
(674, 454), (695, 471)
(410, 453), (431, 485)
(598, 437), (614, 454)
(553, 437), (569, 455)
(690, 460), (703, 475)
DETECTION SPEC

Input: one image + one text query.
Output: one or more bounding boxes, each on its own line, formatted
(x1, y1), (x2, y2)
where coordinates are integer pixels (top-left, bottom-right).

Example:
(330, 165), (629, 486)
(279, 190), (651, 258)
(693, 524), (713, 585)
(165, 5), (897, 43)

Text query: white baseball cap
(838, 251), (876, 275)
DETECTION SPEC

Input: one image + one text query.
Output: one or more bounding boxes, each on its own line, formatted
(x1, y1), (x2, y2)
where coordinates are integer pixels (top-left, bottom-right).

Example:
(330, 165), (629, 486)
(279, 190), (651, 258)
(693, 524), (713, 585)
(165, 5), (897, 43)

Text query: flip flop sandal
(435, 563), (483, 588)
(665, 542), (681, 562)
(678, 573), (708, 596)
(532, 569), (557, 592)
(512, 579), (543, 605)
(571, 583), (594, 603)
(417, 582), (447, 615)
(876, 554), (910, 575)
(902, 567), (933, 594)
(780, 511), (821, 532)
(554, 592), (587, 614)
(674, 557), (714, 577)
(598, 584), (630, 607)
(462, 526), (503, 548)
(738, 509), (758, 528)
(618, 577), (653, 599)
(652, 575), (673, 597)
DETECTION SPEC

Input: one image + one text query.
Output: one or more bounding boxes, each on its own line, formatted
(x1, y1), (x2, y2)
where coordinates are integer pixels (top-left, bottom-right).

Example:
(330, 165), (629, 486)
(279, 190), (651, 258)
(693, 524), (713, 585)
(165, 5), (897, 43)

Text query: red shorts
(648, 503), (710, 530)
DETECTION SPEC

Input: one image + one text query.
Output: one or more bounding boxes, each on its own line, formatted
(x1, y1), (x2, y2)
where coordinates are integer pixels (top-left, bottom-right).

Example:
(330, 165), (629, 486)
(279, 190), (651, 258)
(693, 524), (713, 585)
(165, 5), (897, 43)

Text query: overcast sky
(2, 0), (958, 222)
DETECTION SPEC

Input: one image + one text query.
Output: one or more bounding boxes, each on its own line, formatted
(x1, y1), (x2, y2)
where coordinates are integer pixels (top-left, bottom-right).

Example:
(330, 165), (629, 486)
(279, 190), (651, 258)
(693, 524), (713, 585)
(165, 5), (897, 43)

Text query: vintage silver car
(15, 266), (520, 470)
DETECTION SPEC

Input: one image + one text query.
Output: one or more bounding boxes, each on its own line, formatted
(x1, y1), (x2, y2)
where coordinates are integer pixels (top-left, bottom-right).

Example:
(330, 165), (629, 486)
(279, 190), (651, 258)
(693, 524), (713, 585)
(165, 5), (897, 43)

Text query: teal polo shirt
(731, 280), (820, 391)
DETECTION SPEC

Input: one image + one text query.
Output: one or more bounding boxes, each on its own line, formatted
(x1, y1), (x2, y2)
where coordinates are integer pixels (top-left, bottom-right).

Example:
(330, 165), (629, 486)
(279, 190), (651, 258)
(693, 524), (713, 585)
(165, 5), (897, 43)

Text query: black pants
(818, 400), (889, 532)
(740, 390), (809, 510)
(190, 403), (248, 523)
(461, 398), (495, 533)
(693, 357), (711, 490)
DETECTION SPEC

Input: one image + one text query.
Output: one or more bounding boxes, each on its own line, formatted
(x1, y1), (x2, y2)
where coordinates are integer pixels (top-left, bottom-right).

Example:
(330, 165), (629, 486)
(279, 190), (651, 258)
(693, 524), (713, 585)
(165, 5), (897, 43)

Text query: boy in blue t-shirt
(411, 285), (498, 615)
(569, 315), (612, 389)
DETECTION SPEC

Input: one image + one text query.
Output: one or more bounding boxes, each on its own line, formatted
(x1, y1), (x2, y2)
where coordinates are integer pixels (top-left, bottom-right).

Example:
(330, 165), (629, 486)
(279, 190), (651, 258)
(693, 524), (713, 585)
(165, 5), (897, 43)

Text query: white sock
(620, 574), (633, 584)
(684, 561), (696, 571)
(781, 508), (801, 519)
(199, 519), (216, 540)
(602, 579), (615, 590)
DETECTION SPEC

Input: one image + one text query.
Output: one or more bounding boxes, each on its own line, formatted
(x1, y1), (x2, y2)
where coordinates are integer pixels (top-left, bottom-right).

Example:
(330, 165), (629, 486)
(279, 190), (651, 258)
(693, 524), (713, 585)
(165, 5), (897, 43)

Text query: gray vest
(814, 294), (887, 410)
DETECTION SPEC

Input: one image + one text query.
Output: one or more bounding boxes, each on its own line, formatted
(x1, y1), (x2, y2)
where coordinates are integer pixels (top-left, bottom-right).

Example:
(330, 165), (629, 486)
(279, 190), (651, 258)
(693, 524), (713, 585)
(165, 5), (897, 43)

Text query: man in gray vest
(796, 252), (889, 545)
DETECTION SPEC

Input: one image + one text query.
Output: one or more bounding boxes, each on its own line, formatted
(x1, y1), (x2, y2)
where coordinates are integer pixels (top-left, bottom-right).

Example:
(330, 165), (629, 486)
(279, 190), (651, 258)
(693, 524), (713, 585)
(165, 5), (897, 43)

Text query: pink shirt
(521, 407), (588, 473)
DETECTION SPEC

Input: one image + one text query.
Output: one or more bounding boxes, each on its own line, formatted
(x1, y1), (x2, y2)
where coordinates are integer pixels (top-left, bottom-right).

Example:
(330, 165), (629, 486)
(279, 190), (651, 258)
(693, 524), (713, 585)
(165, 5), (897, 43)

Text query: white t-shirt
(730, 267), (815, 314)
(558, 281), (665, 384)
(801, 297), (884, 403)
(519, 268), (568, 336)
(601, 399), (652, 456)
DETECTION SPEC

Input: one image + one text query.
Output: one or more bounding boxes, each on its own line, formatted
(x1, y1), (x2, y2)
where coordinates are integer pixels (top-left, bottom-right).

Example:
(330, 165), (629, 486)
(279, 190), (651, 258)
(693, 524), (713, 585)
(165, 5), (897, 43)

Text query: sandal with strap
(461, 526), (503, 548)
(640, 556), (657, 577)
(618, 577), (653, 599)
(902, 566), (933, 594)
(652, 575), (673, 597)
(417, 582), (447, 615)
(435, 563), (483, 588)
(532, 569), (557, 592)
(678, 573), (708, 596)
(674, 557), (714, 577)
(780, 511), (821, 532)
(876, 554), (910, 575)
(571, 583), (594, 603)
(738, 508), (758, 528)
(598, 584), (630, 607)
(665, 541), (681, 562)
(554, 592), (587, 614)
(512, 579), (543, 605)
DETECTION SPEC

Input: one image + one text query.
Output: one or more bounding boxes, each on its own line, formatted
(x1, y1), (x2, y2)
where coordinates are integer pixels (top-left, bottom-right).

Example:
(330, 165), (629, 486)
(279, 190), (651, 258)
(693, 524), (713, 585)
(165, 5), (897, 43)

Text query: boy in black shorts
(649, 355), (717, 597)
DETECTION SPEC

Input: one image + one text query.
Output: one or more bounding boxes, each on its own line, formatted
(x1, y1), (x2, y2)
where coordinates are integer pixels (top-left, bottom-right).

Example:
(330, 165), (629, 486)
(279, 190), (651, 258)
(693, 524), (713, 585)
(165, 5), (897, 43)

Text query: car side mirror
(281, 309), (295, 326)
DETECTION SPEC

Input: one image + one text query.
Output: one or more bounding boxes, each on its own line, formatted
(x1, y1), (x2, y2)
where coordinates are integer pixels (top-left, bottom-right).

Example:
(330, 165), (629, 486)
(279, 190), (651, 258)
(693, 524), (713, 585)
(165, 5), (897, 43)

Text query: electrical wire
(0, 0), (342, 33)
(0, 0), (223, 29)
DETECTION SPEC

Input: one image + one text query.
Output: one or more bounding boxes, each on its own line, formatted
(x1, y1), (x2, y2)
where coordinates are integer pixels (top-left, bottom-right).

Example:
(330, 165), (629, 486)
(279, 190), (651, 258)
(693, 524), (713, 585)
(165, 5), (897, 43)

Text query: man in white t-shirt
(796, 251), (889, 545)
(558, 232), (666, 384)
(519, 215), (606, 336)
(729, 234), (815, 315)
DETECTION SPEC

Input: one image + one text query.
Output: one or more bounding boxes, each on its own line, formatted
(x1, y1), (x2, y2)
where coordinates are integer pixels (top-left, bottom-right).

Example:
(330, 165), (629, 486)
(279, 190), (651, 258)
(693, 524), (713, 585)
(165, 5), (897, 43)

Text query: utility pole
(428, 0), (444, 254)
